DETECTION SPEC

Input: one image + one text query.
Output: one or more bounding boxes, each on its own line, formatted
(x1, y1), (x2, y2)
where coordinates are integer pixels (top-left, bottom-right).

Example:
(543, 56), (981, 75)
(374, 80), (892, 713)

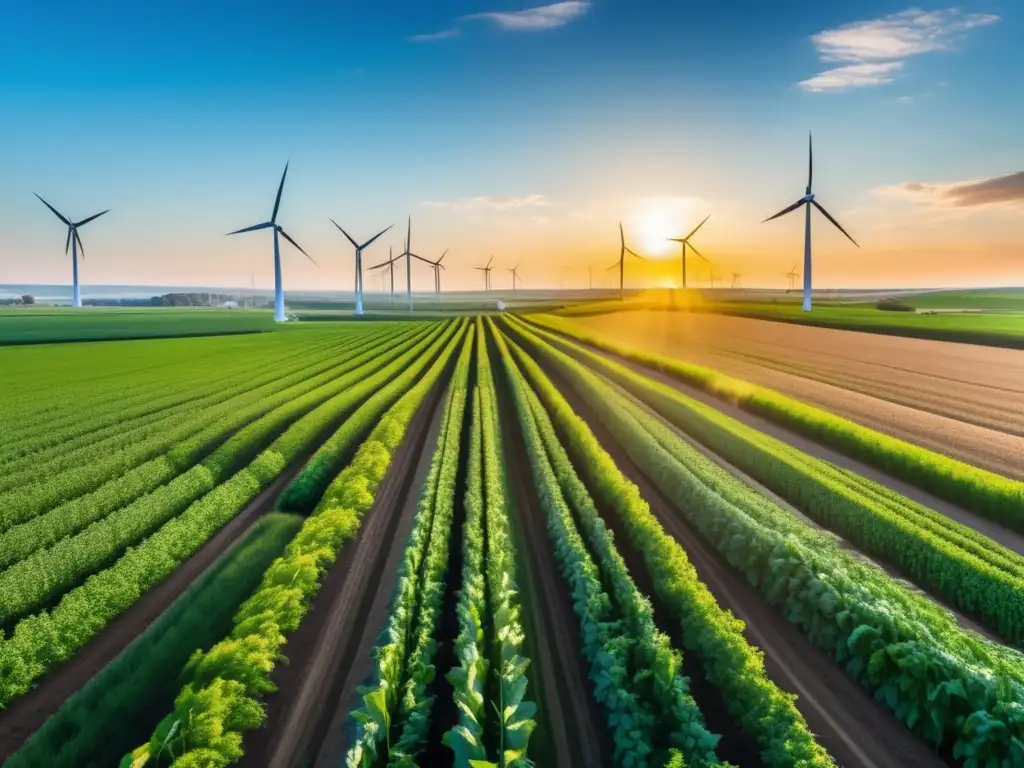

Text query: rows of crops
(5, 310), (1024, 768)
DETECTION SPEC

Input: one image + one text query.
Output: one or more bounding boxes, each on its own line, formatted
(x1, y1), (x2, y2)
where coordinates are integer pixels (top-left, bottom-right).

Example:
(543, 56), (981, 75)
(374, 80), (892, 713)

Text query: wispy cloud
(462, 1), (591, 31)
(409, 27), (460, 42)
(798, 7), (998, 92)
(798, 62), (903, 92)
(422, 194), (551, 211)
(875, 172), (1024, 207)
(411, 2), (590, 41)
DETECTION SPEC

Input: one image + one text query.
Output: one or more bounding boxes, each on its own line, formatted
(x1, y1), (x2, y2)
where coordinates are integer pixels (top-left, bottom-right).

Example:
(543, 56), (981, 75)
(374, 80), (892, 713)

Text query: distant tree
(876, 299), (915, 312)
(20, 295), (34, 305)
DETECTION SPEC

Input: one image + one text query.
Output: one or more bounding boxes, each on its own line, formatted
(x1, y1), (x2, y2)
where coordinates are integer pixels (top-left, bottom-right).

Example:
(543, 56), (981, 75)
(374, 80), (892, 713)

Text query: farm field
(0, 307), (279, 344)
(4, 313), (1024, 768)
(556, 309), (1024, 479)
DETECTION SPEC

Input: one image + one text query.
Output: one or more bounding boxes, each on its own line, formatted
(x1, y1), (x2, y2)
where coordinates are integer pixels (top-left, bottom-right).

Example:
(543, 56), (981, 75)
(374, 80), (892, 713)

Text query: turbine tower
(227, 163), (314, 322)
(607, 222), (645, 301)
(508, 264), (521, 290)
(763, 133), (859, 312)
(475, 255), (494, 290)
(399, 217), (415, 310)
(667, 214), (710, 290)
(329, 219), (392, 316)
(34, 194), (109, 308)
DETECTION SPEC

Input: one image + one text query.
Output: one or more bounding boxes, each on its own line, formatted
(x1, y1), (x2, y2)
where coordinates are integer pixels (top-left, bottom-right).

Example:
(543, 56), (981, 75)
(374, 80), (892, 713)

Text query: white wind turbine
(34, 194), (109, 308)
(227, 163), (315, 322)
(763, 133), (858, 312)
(329, 219), (392, 316)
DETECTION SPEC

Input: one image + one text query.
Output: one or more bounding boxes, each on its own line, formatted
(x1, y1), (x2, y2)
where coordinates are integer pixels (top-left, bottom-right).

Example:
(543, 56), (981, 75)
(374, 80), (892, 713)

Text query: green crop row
(126, 321), (466, 768)
(0, 324), (421, 533)
(0, 327), (450, 710)
(493, 322), (724, 768)
(521, 319), (1024, 646)
(525, 313), (1024, 532)
(5, 512), (302, 768)
(0, 325), (430, 565)
(444, 318), (535, 768)
(506, 318), (1024, 765)
(0, 326), (445, 626)
(346, 325), (474, 766)
(0, 329), (356, 478)
(0, 328), (383, 486)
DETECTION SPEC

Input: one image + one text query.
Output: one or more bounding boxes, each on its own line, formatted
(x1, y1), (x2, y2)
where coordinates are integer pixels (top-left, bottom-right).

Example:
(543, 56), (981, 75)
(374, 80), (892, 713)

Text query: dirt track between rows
(540, 355), (947, 768)
(571, 311), (1024, 479)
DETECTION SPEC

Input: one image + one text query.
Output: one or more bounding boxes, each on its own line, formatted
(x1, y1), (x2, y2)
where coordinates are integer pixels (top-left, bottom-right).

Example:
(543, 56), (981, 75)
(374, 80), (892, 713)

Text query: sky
(0, 0), (1022, 293)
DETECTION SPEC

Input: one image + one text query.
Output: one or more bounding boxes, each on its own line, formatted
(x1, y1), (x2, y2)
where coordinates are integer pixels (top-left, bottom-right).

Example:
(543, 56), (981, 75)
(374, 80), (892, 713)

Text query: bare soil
(239, 377), (449, 768)
(573, 311), (1024, 478)
(541, 356), (948, 768)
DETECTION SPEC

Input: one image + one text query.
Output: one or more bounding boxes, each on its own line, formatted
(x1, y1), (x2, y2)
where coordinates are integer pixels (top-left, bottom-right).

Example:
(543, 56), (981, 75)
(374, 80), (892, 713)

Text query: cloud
(462, 1), (591, 31)
(799, 7), (998, 92)
(409, 27), (460, 42)
(798, 61), (903, 92)
(422, 194), (551, 211)
(875, 172), (1024, 207)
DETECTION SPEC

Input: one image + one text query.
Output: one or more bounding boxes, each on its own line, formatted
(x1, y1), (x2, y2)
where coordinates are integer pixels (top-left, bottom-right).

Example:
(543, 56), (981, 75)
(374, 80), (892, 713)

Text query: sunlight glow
(631, 196), (707, 258)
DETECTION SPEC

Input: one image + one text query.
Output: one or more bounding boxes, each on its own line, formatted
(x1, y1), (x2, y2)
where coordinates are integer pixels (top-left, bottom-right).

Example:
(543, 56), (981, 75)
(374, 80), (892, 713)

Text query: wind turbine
(412, 249), (448, 304)
(398, 217), (416, 311)
(785, 264), (800, 291)
(369, 245), (399, 307)
(329, 220), (392, 316)
(667, 214), (710, 290)
(731, 272), (742, 289)
(763, 133), (859, 312)
(508, 264), (521, 290)
(606, 222), (646, 301)
(475, 255), (494, 290)
(227, 163), (314, 322)
(34, 194), (109, 308)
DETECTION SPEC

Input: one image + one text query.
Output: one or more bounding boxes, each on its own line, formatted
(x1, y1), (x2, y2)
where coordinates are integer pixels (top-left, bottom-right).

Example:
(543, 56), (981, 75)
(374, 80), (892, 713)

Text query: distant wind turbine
(785, 263), (800, 291)
(411, 248), (448, 305)
(226, 163), (314, 322)
(763, 133), (859, 312)
(475, 255), (494, 290)
(34, 194), (110, 308)
(508, 264), (522, 290)
(369, 245), (399, 307)
(398, 217), (416, 310)
(329, 219), (392, 316)
(731, 272), (742, 289)
(667, 214), (710, 290)
(607, 222), (645, 301)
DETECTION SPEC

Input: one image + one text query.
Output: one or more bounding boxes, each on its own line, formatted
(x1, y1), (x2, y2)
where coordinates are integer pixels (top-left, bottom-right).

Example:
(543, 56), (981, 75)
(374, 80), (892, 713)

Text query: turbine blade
(437, 248), (449, 264)
(410, 253), (434, 265)
(625, 247), (646, 261)
(762, 199), (806, 223)
(227, 221), (274, 235)
(65, 228), (72, 254)
(439, 263), (446, 270)
(812, 200), (859, 247)
(75, 230), (86, 259)
(605, 260), (620, 271)
(808, 131), (813, 192)
(689, 242), (711, 264)
(272, 162), (288, 223)
(360, 224), (393, 250)
(74, 209), (110, 228)
(329, 219), (360, 248)
(34, 194), (71, 225)
(684, 213), (711, 241)
(667, 237), (686, 243)
(278, 227), (318, 265)
(486, 255), (493, 268)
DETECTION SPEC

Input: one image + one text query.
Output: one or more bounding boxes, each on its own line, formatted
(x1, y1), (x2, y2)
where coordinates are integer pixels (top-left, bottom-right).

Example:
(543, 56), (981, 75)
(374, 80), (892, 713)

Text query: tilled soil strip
(539, 357), (948, 768)
(241, 375), (448, 768)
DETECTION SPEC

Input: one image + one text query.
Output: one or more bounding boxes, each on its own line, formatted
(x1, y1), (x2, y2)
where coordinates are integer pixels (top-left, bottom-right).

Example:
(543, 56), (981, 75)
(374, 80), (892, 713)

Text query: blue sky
(1, 0), (1021, 292)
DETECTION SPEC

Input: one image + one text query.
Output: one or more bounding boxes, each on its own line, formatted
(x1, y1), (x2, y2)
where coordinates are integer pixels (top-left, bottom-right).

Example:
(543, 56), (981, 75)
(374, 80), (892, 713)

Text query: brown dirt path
(571, 311), (1024, 478)
(539, 355), (948, 768)
(240, 377), (449, 768)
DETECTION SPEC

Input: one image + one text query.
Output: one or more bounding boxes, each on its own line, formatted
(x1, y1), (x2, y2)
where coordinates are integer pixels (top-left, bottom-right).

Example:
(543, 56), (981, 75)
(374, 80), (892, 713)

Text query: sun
(630, 197), (707, 258)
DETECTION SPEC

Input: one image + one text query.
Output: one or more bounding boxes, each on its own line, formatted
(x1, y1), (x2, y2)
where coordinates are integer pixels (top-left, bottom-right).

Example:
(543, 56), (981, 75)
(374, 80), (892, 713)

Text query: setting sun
(630, 197), (708, 258)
